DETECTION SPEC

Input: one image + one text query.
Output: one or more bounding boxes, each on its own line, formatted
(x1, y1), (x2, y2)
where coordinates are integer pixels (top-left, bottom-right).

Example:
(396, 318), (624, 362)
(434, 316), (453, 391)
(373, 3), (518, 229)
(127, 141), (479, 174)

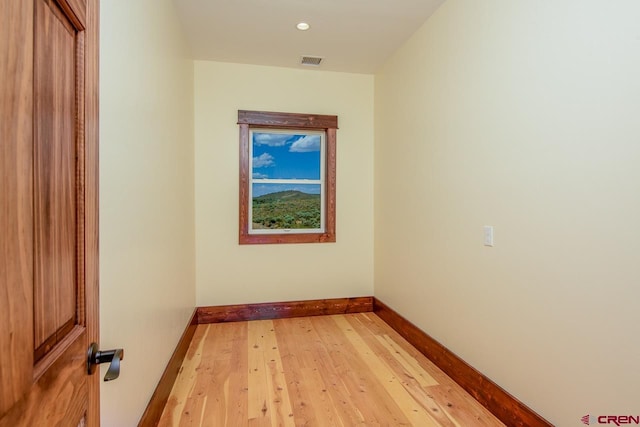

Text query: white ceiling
(174, 0), (445, 74)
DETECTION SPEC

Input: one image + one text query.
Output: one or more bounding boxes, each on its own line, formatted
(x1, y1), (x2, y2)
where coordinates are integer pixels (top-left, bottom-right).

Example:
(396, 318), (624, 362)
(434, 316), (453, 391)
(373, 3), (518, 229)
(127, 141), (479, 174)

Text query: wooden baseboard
(137, 309), (198, 427)
(373, 298), (553, 427)
(196, 296), (373, 324)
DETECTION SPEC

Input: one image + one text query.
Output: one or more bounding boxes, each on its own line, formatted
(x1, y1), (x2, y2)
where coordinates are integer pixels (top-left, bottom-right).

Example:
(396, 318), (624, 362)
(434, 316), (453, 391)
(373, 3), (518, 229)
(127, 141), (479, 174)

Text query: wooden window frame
(238, 110), (337, 244)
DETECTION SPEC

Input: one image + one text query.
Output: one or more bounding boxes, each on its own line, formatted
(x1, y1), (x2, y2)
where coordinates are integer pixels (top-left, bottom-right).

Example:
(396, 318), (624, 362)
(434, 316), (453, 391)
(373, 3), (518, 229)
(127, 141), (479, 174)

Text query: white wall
(99, 1), (195, 425)
(195, 61), (374, 306)
(374, 1), (640, 425)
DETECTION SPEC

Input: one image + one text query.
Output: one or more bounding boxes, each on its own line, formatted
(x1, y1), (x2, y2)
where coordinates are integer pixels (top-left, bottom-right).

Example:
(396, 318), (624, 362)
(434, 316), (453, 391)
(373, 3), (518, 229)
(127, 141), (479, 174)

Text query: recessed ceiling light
(296, 22), (310, 31)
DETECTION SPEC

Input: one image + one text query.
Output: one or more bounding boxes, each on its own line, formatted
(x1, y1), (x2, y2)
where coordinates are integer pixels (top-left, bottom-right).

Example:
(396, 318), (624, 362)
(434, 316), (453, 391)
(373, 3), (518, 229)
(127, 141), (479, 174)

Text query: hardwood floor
(158, 313), (504, 426)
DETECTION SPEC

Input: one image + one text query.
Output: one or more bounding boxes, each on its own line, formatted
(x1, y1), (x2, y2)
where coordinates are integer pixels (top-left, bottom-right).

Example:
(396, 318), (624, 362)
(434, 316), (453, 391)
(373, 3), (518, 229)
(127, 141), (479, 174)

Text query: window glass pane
(252, 132), (321, 180)
(251, 183), (321, 231)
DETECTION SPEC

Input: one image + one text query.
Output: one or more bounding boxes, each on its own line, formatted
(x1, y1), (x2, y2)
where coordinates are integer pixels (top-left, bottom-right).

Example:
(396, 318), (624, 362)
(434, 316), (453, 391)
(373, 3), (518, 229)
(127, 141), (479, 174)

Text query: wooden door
(0, 0), (100, 425)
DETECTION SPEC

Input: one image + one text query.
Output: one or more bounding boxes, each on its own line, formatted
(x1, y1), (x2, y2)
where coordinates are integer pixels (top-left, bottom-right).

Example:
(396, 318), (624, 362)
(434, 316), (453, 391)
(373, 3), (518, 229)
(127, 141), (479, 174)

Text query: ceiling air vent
(301, 56), (323, 67)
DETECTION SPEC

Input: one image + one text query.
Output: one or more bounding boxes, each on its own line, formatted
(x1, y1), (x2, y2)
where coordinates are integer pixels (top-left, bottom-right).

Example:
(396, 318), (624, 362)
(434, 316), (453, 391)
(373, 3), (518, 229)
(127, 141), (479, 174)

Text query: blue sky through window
(252, 132), (321, 180)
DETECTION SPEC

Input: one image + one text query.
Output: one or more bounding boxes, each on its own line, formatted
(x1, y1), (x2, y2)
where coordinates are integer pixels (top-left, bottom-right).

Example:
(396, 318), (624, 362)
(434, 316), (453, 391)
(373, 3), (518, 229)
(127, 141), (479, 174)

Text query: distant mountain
(254, 190), (320, 201)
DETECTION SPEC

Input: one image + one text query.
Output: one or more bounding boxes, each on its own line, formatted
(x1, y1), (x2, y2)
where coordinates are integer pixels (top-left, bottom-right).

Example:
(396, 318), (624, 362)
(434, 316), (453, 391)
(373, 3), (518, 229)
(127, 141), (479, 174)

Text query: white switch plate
(483, 226), (494, 247)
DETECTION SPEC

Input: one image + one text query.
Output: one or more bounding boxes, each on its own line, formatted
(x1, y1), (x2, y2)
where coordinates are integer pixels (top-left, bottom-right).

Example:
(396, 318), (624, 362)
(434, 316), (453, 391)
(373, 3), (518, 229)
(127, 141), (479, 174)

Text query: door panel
(34, 0), (81, 360)
(0, 0), (99, 425)
(0, 337), (88, 426)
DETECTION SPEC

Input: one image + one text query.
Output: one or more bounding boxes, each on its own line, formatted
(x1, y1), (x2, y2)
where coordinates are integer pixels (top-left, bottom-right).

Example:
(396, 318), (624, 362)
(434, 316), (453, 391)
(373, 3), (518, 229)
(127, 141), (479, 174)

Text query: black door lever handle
(87, 342), (124, 381)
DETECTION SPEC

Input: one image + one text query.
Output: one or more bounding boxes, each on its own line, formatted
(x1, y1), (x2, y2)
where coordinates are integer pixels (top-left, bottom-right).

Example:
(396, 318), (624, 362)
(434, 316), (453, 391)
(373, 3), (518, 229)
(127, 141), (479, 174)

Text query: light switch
(483, 226), (494, 247)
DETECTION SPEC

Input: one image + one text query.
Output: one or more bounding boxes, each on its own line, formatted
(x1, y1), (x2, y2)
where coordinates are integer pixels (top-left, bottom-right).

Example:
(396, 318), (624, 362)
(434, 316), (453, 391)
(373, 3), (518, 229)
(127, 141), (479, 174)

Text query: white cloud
(253, 133), (291, 146)
(290, 135), (321, 152)
(252, 172), (269, 179)
(253, 153), (275, 168)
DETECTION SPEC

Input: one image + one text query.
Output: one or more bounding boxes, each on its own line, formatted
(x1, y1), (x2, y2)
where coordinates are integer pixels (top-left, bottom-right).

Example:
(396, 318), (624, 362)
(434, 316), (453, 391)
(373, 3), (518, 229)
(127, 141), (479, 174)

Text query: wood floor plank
(312, 315), (417, 425)
(192, 324), (228, 426)
(198, 323), (248, 426)
(280, 316), (395, 426)
(247, 320), (294, 426)
(247, 320), (271, 425)
(219, 322), (249, 426)
(342, 314), (460, 427)
(158, 313), (505, 427)
(350, 313), (503, 427)
(355, 312), (474, 389)
(348, 313), (439, 388)
(331, 315), (440, 427)
(158, 324), (209, 427)
(274, 318), (344, 426)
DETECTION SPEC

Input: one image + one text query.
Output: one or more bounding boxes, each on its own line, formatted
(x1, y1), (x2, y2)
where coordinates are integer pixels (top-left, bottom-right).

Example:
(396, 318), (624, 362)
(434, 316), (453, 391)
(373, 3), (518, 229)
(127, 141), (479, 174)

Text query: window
(238, 110), (337, 244)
